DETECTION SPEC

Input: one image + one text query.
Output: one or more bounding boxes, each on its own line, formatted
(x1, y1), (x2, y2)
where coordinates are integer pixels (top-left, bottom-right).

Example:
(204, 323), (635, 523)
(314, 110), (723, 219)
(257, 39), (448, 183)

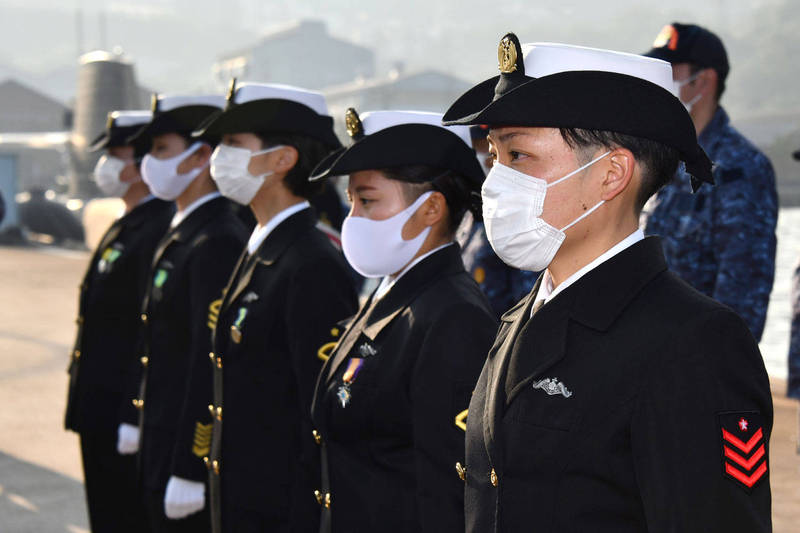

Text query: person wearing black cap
(192, 80), (358, 533)
(643, 23), (778, 342)
(443, 34), (772, 532)
(127, 94), (248, 532)
(309, 109), (497, 533)
(63, 110), (172, 533)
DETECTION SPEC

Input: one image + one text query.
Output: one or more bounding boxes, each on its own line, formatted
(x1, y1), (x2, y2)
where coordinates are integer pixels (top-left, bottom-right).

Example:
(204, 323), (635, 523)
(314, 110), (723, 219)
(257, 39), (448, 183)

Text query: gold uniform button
(216, 357), (223, 369)
(212, 460), (220, 474)
(455, 462), (466, 481)
(208, 352), (215, 362)
(490, 468), (498, 487)
(215, 406), (222, 420)
(140, 313), (148, 324)
(140, 356), (148, 366)
(314, 490), (323, 505)
(312, 430), (322, 445)
(73, 350), (81, 359)
(203, 457), (211, 470)
(132, 399), (144, 410)
(208, 404), (215, 416)
(324, 493), (331, 509)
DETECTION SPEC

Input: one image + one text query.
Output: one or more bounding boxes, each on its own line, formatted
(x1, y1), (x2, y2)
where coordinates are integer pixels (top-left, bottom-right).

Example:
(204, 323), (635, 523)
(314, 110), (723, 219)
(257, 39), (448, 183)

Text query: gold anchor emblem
(498, 36), (518, 74)
(345, 108), (364, 139)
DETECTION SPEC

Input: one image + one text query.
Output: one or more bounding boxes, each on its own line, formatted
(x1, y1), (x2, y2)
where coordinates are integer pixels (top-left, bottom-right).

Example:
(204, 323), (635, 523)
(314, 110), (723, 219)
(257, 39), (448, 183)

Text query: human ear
(601, 148), (634, 202)
(272, 146), (299, 175)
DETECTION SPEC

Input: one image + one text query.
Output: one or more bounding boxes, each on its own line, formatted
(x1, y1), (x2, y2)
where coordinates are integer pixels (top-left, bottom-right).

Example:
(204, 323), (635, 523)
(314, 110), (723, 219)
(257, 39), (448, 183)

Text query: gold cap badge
(345, 107), (364, 139)
(106, 112), (115, 130)
(150, 93), (160, 114)
(498, 35), (519, 74)
(226, 78), (237, 103)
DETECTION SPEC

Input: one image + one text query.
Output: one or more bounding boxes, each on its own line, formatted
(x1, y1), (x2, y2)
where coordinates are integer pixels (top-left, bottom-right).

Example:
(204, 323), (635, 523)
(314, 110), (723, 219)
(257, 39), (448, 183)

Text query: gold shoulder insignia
(207, 298), (222, 331)
(455, 409), (469, 432)
(498, 36), (518, 74)
(192, 421), (213, 457)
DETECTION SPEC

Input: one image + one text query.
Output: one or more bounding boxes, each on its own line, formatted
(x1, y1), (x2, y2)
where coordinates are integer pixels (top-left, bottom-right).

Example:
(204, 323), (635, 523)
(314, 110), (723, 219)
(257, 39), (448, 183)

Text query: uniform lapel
(501, 237), (669, 408)
(324, 244), (465, 383)
(224, 208), (316, 308)
(482, 279), (539, 465)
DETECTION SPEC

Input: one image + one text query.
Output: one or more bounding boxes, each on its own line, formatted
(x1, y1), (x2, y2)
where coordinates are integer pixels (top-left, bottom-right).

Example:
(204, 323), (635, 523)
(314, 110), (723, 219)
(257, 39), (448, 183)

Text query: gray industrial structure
(69, 50), (144, 197)
(213, 20), (375, 90)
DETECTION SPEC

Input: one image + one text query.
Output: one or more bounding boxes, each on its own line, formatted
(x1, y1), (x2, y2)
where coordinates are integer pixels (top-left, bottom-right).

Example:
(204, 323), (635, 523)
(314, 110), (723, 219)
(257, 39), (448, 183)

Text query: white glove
(164, 476), (206, 519)
(117, 423), (140, 455)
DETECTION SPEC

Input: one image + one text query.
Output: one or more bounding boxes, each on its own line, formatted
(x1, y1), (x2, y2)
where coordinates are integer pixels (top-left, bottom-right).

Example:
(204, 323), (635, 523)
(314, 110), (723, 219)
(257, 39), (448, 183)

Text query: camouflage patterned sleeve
(710, 157), (778, 341)
(788, 258), (800, 399)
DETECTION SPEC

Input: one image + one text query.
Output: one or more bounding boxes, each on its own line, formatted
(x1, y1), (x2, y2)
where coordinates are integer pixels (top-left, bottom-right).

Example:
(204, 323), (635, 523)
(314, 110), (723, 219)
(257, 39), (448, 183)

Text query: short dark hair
(559, 128), (680, 212)
(690, 63), (725, 101)
(381, 165), (474, 236)
(255, 132), (330, 199)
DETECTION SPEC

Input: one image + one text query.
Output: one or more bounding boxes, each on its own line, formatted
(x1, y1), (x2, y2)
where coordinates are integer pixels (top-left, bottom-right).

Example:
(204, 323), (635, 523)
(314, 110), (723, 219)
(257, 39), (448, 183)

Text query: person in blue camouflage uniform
(643, 23), (777, 341)
(457, 125), (539, 317)
(787, 149), (800, 401)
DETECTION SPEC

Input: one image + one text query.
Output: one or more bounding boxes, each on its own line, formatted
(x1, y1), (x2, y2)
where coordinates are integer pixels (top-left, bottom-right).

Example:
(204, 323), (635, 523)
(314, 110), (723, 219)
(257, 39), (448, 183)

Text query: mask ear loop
(547, 151), (611, 189)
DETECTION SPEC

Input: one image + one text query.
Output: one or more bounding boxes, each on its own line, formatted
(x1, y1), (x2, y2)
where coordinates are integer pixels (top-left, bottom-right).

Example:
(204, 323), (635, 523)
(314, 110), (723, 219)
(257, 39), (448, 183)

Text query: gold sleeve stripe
(455, 409), (468, 432)
(192, 422), (213, 457)
(207, 298), (222, 330)
(317, 341), (337, 362)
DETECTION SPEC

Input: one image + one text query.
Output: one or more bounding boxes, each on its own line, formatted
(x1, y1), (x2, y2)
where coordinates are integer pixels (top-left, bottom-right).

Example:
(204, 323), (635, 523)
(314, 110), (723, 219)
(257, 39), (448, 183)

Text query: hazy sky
(0, 0), (795, 121)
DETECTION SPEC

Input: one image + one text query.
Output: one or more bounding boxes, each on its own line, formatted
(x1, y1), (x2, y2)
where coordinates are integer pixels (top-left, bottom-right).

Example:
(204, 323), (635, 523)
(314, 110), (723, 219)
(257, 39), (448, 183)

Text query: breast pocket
(504, 384), (582, 477)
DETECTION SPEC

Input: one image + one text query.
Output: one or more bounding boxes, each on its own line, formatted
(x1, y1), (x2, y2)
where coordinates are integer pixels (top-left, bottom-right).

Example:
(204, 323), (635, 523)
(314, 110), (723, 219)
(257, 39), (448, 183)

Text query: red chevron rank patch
(719, 412), (768, 491)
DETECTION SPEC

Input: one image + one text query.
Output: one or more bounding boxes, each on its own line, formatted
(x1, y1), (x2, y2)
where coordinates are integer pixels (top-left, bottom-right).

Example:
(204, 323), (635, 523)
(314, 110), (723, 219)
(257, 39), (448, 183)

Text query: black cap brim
(193, 100), (342, 150)
(443, 70), (712, 189)
(309, 123), (485, 191)
(128, 106), (222, 145)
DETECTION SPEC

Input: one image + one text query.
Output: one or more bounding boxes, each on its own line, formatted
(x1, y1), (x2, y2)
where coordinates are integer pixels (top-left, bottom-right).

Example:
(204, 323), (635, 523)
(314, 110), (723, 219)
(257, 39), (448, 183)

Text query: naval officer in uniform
(443, 34), (773, 532)
(65, 109), (172, 533)
(309, 109), (497, 533)
(127, 94), (248, 532)
(193, 80), (358, 533)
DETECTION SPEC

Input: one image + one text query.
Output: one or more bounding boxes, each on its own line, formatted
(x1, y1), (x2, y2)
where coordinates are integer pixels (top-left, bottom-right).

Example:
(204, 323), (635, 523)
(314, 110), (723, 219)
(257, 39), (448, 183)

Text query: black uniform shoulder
(412, 264), (496, 331)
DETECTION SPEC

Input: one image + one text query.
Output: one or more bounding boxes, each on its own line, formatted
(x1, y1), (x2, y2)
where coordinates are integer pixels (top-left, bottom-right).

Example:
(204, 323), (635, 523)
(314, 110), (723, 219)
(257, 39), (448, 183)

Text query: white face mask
(93, 155), (132, 197)
(210, 144), (284, 205)
(482, 151), (610, 272)
(673, 72), (703, 113)
(341, 191), (433, 278)
(141, 142), (206, 201)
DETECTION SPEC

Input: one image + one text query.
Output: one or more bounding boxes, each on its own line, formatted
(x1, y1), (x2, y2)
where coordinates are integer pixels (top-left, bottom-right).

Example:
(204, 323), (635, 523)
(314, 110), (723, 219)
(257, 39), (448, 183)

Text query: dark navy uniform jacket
(136, 196), (247, 491)
(207, 207), (357, 532)
(65, 198), (174, 433)
(311, 244), (497, 533)
(464, 237), (772, 533)
(645, 107), (777, 341)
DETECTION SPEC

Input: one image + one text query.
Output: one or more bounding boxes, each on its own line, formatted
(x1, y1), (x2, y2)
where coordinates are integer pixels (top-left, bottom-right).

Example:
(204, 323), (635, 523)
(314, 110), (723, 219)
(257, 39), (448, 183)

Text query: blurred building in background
(213, 20), (375, 90)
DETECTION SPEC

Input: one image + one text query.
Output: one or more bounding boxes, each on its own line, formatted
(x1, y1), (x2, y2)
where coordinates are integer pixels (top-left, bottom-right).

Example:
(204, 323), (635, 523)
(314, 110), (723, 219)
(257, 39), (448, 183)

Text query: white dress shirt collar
(373, 242), (455, 301)
(170, 191), (221, 229)
(533, 229), (645, 314)
(246, 201), (311, 255)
